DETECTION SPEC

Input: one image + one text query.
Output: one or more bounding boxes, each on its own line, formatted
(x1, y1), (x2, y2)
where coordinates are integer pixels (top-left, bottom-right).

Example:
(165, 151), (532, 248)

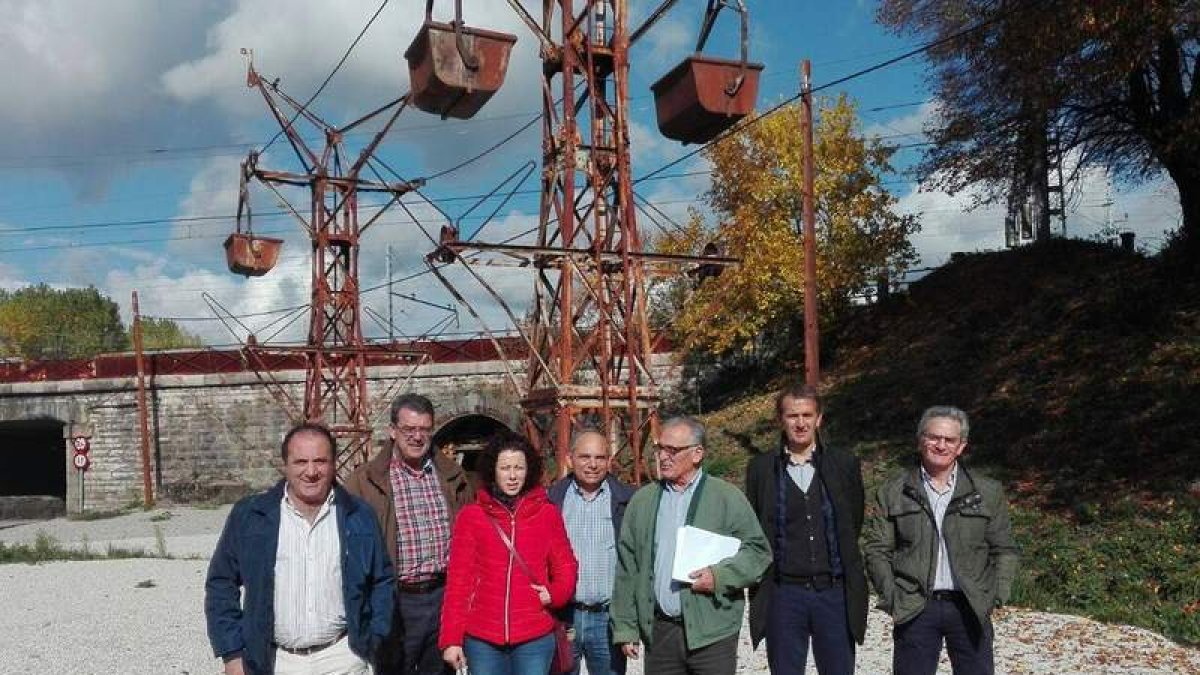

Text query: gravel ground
(0, 504), (231, 559)
(2, 506), (1198, 675)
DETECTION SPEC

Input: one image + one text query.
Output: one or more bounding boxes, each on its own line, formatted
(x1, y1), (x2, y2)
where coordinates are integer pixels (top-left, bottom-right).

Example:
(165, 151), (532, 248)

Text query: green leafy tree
(137, 317), (204, 351)
(0, 285), (129, 359)
(0, 285), (205, 359)
(654, 96), (919, 355)
(879, 0), (1200, 262)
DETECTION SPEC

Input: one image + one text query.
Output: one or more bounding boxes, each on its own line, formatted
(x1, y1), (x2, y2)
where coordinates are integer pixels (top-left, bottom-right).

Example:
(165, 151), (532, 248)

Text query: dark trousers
(766, 581), (855, 675)
(377, 585), (452, 675)
(893, 592), (994, 675)
(644, 616), (738, 675)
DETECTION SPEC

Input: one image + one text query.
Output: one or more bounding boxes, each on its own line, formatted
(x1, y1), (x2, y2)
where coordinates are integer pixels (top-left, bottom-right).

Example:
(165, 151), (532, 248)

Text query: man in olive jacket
(745, 385), (866, 674)
(611, 416), (771, 675)
(863, 406), (1018, 675)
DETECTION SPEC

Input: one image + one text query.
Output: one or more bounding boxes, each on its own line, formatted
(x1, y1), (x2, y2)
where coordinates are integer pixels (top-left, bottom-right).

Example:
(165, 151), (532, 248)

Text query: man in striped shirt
(345, 394), (474, 675)
(548, 429), (635, 675)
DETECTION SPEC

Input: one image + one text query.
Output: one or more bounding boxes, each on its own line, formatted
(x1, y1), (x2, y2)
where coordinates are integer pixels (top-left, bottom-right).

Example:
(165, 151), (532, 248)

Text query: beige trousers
(273, 634), (370, 675)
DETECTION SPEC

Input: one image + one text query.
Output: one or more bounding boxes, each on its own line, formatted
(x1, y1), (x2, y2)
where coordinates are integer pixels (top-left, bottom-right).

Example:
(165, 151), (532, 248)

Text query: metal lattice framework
(523, 0), (654, 480)
(431, 0), (731, 480)
(231, 1), (747, 480)
(232, 59), (425, 474)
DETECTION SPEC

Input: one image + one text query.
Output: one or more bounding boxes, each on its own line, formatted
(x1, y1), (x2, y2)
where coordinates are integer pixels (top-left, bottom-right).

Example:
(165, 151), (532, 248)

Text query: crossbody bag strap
(487, 515), (543, 585)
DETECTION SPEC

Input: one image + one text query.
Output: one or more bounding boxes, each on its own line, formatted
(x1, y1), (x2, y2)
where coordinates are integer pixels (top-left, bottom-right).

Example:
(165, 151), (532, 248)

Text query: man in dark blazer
(744, 384), (867, 675)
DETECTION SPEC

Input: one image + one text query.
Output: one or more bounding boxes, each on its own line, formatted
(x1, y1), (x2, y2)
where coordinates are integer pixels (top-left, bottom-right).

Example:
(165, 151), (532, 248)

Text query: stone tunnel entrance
(432, 413), (511, 476)
(0, 418), (67, 518)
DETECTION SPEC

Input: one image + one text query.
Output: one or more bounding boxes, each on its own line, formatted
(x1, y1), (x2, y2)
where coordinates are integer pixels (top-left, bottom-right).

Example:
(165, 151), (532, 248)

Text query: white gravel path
(2, 506), (1197, 675)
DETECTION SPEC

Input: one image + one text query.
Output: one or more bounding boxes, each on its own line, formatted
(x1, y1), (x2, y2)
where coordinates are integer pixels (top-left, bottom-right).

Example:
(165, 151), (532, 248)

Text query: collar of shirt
(779, 441), (817, 466)
(920, 463), (958, 497)
(390, 453), (433, 477)
(661, 468), (703, 494)
(571, 477), (608, 500)
(281, 485), (336, 523)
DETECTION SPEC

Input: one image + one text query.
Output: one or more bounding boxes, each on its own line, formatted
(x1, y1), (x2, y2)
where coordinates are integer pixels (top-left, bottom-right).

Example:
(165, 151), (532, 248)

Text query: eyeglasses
(393, 424), (433, 437)
(921, 432), (962, 447)
(654, 442), (699, 457)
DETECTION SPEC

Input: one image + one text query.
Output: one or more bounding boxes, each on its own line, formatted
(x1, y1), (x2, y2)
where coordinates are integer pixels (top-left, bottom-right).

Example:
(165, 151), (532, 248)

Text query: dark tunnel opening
(0, 418), (67, 499)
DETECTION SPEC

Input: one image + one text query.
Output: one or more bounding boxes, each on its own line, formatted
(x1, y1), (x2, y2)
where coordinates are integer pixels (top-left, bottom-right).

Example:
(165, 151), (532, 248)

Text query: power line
(259, 0), (391, 155)
(420, 113), (543, 182)
(634, 9), (1012, 184)
(0, 170), (714, 236)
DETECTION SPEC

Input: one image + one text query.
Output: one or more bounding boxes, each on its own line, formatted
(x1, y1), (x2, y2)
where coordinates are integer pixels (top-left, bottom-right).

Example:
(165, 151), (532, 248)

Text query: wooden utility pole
(131, 291), (154, 508)
(801, 59), (820, 387)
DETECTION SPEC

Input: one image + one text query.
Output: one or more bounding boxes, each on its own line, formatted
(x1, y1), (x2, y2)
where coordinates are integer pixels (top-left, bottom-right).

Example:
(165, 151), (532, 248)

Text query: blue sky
(0, 1), (1180, 345)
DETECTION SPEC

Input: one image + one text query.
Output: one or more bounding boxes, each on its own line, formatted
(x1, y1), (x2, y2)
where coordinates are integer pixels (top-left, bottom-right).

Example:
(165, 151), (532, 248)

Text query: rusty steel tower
(428, 0), (752, 480)
(524, 0), (655, 479)
(226, 55), (423, 474)
(430, 0), (658, 479)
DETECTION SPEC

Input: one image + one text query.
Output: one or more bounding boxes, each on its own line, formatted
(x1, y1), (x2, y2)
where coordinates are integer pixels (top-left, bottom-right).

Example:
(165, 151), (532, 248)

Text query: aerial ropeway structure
(224, 0), (762, 480)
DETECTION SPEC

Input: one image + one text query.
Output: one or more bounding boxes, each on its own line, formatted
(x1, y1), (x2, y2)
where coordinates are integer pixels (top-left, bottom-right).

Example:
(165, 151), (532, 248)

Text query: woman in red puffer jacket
(440, 432), (578, 675)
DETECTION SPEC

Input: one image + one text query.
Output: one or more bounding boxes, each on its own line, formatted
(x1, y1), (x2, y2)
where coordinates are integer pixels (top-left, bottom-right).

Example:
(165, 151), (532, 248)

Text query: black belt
(778, 573), (841, 591)
(653, 607), (683, 624)
(931, 590), (964, 602)
(275, 631), (345, 656)
(574, 601), (609, 612)
(397, 574), (445, 594)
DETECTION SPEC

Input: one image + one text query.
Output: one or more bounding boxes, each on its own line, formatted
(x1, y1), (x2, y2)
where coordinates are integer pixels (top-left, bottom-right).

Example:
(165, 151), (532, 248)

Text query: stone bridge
(0, 340), (679, 515)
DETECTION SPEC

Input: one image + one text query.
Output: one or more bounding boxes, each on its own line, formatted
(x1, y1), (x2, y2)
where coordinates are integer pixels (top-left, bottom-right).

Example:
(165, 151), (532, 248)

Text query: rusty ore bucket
(405, 21), (517, 120)
(651, 54), (764, 144)
(224, 233), (283, 276)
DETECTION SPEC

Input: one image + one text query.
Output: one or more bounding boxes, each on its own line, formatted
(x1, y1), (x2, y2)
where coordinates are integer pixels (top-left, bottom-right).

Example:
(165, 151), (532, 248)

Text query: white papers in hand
(671, 525), (741, 583)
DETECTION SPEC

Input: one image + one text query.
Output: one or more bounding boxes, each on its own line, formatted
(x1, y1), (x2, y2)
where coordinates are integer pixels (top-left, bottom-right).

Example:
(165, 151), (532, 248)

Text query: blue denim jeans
(463, 631), (556, 675)
(570, 608), (626, 675)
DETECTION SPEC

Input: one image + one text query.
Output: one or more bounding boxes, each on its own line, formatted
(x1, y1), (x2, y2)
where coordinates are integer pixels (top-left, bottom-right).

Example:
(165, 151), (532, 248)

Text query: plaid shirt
(389, 454), (452, 583)
(561, 480), (616, 605)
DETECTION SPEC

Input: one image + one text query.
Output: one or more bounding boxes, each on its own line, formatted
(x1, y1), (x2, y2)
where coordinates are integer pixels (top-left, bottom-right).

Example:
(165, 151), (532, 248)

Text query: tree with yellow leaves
(654, 95), (918, 356)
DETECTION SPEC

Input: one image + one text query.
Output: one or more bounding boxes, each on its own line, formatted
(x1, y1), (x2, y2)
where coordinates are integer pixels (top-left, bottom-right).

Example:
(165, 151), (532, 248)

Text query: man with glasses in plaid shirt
(345, 394), (475, 675)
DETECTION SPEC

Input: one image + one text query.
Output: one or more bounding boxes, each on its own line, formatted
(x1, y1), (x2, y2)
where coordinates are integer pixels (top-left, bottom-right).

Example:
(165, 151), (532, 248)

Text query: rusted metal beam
(131, 291), (155, 508)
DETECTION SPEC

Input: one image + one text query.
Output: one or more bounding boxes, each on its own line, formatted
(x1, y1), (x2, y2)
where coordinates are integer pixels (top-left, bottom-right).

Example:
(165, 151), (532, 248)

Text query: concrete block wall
(0, 354), (680, 513)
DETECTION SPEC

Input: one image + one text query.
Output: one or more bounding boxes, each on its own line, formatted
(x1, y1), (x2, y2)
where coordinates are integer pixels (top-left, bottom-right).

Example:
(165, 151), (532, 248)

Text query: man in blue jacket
(205, 423), (394, 675)
(547, 429), (635, 675)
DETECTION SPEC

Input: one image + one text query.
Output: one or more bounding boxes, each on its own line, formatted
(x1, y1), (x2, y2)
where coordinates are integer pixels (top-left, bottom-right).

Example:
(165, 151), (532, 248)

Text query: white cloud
(161, 1), (542, 134)
(0, 1), (227, 197)
(864, 100), (938, 143)
(896, 168), (1183, 271)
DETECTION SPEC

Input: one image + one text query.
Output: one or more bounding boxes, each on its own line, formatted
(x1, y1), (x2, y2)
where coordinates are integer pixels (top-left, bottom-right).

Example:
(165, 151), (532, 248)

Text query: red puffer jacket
(439, 485), (578, 649)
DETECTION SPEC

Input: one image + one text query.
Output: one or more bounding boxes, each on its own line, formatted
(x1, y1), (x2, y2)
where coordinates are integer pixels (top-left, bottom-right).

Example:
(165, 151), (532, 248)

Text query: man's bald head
(570, 429), (612, 493)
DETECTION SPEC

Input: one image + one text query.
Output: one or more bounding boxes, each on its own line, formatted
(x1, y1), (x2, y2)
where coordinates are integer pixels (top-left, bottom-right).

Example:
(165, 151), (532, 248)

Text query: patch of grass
(0, 530), (163, 565)
(148, 510), (173, 522)
(153, 524), (168, 558)
(68, 508), (132, 522)
(1011, 499), (1200, 645)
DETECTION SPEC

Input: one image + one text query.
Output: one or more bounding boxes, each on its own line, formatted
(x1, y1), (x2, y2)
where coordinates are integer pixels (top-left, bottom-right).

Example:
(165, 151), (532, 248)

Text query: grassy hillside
(684, 238), (1200, 644)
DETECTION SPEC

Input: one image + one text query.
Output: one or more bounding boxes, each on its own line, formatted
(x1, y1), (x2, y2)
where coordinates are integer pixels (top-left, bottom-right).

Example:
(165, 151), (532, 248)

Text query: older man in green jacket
(611, 416), (771, 675)
(863, 406), (1018, 675)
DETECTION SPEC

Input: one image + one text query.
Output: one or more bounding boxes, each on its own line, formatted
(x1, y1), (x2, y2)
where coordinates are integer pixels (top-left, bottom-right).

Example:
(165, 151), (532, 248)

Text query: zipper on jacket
(905, 484), (940, 598)
(503, 510), (516, 644)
